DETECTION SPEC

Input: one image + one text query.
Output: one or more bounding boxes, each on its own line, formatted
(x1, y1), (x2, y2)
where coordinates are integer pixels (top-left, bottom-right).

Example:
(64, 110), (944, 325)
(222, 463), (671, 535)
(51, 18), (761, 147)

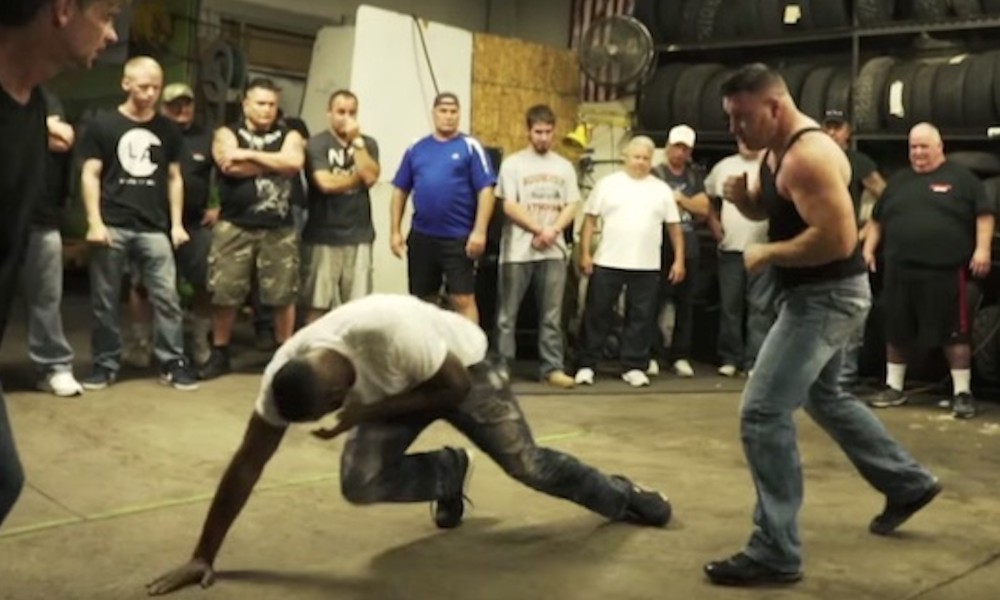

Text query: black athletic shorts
(407, 230), (476, 296)
(882, 263), (971, 348)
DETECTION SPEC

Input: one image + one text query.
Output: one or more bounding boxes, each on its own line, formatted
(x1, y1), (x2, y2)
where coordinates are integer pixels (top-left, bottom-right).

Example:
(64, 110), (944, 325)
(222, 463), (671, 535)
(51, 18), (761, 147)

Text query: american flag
(570, 0), (636, 102)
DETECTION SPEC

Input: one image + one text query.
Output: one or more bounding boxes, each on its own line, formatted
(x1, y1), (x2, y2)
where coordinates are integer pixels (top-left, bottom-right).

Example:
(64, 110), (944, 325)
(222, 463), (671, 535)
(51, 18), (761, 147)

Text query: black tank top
(759, 127), (865, 288)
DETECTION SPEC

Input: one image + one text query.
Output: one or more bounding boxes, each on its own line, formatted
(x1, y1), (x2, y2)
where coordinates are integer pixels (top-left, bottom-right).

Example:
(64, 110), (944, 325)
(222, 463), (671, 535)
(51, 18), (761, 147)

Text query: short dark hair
(244, 77), (280, 97)
(271, 358), (326, 423)
(525, 104), (556, 128)
(327, 89), (358, 108)
(721, 63), (785, 97)
(433, 92), (459, 107)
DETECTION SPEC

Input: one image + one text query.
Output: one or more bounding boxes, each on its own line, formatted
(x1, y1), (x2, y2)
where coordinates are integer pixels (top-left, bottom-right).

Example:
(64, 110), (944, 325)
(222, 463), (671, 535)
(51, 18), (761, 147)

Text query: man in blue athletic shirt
(389, 92), (496, 323)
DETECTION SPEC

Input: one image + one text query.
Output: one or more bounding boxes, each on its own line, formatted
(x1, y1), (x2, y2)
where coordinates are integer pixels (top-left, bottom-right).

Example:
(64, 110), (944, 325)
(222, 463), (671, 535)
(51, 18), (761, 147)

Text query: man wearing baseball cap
(651, 124), (711, 378)
(822, 108), (886, 391)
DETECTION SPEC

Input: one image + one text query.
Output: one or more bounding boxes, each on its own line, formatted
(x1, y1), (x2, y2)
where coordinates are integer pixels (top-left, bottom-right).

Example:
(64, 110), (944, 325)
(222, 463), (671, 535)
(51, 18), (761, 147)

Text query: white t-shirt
(495, 149), (581, 264)
(585, 171), (681, 271)
(254, 294), (488, 427)
(704, 153), (769, 252)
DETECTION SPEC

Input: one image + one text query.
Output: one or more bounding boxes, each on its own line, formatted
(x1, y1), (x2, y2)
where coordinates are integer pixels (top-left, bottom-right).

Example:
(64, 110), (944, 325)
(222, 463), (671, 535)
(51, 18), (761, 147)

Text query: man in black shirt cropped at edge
(822, 108), (887, 391)
(0, 0), (122, 528)
(863, 122), (994, 419)
(79, 56), (199, 392)
(703, 63), (938, 587)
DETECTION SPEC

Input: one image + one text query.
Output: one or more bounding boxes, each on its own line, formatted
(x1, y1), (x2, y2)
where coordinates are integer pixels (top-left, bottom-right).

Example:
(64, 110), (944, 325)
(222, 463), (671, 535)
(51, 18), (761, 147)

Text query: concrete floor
(1, 299), (1000, 599)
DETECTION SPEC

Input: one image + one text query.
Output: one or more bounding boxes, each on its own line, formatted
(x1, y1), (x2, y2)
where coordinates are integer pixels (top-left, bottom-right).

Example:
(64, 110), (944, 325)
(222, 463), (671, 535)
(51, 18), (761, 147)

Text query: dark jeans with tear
(339, 363), (631, 519)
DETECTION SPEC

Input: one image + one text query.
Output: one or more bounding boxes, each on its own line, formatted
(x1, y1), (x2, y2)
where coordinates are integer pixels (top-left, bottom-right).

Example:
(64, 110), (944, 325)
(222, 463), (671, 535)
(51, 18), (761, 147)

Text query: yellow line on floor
(0, 430), (588, 540)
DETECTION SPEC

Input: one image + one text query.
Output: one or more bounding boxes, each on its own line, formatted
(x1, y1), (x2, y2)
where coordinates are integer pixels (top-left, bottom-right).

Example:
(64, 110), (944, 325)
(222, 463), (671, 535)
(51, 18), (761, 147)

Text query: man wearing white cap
(651, 124), (711, 378)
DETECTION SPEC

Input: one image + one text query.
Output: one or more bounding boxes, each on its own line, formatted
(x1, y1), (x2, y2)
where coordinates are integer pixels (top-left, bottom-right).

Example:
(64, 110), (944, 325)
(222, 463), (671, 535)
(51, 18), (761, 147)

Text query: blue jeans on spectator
(0, 384), (25, 527)
(740, 274), (936, 572)
(495, 259), (569, 378)
(577, 266), (659, 372)
(340, 363), (632, 518)
(717, 251), (776, 371)
(89, 227), (186, 372)
(22, 228), (74, 373)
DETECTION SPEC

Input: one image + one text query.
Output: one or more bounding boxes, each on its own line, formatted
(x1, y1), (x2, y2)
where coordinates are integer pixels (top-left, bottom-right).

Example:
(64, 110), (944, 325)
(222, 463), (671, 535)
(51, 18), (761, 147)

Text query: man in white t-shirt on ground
(146, 294), (672, 595)
(574, 136), (685, 387)
(705, 139), (775, 376)
(494, 105), (580, 388)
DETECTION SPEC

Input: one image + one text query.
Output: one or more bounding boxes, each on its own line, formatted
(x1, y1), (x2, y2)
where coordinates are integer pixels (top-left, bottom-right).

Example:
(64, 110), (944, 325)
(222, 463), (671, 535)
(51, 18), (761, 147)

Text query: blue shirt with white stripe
(392, 134), (496, 239)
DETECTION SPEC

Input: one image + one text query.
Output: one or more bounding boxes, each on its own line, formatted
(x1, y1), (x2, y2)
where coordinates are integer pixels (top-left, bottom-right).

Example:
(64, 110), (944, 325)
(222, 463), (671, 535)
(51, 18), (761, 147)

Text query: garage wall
(202, 0), (572, 47)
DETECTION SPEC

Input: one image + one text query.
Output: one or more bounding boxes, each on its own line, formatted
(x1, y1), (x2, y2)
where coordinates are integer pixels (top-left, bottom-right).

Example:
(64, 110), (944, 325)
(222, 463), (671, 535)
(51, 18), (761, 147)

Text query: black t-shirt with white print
(874, 161), (993, 269)
(79, 109), (183, 233)
(217, 121), (295, 229)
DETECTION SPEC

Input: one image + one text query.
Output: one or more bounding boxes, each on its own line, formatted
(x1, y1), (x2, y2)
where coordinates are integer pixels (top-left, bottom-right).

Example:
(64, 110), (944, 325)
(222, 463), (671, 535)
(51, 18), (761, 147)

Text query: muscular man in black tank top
(702, 64), (940, 587)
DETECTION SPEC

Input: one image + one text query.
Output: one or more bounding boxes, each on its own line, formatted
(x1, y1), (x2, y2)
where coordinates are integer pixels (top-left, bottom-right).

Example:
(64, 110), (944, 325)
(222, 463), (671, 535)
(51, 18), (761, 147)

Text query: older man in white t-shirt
(147, 293), (672, 595)
(704, 140), (775, 377)
(494, 105), (580, 389)
(574, 136), (685, 387)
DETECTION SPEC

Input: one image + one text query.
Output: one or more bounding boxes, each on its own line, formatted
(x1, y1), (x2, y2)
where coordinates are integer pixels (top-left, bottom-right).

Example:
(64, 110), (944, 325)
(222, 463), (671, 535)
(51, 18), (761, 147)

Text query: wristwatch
(351, 137), (366, 150)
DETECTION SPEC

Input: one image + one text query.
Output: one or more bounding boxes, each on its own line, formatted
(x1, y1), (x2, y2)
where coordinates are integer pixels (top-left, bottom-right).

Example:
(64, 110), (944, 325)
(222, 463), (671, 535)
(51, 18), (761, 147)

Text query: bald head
(123, 55), (161, 79)
(908, 122), (945, 173)
(121, 55), (162, 110)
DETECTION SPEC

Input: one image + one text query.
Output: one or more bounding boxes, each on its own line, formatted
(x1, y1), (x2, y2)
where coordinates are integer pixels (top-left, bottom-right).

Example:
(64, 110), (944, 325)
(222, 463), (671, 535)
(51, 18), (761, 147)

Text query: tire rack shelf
(654, 16), (1000, 54)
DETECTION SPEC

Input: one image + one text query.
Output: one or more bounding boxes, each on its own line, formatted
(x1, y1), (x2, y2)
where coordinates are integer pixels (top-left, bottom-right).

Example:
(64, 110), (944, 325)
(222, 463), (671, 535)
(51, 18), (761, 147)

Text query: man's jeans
(495, 259), (568, 378)
(89, 227), (185, 371)
(577, 266), (659, 372)
(657, 257), (698, 360)
(340, 363), (632, 519)
(21, 228), (74, 373)
(741, 274), (936, 572)
(717, 251), (776, 370)
(0, 384), (25, 527)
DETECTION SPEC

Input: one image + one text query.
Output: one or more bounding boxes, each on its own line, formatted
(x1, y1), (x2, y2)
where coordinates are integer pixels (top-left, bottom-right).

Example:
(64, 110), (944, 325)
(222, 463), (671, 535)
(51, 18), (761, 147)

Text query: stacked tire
(632, 0), (850, 44)
(638, 62), (852, 132)
(852, 51), (1000, 132)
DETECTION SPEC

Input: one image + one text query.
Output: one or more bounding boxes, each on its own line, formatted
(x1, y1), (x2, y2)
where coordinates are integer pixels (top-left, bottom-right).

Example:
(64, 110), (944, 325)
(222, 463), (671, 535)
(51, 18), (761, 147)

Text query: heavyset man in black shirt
(705, 64), (938, 587)
(863, 123), (994, 419)
(0, 0), (122, 528)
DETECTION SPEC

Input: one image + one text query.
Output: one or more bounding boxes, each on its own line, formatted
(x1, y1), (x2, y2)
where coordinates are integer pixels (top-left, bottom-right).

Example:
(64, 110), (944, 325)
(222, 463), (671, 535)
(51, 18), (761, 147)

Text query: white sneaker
(38, 371), (84, 397)
(574, 367), (595, 385)
(673, 359), (695, 378)
(718, 364), (738, 377)
(621, 369), (650, 387)
(646, 359), (660, 376)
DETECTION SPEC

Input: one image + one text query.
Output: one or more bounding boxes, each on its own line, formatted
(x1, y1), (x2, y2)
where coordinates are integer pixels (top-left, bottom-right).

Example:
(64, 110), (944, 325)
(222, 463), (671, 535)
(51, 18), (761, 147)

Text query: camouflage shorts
(207, 220), (299, 307)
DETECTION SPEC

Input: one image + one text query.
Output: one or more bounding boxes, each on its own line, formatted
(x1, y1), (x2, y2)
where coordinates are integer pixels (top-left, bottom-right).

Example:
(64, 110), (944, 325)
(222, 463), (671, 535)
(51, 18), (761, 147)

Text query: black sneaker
(704, 552), (803, 586)
(870, 479), (943, 536)
(81, 366), (117, 390)
(161, 358), (199, 391)
(952, 393), (977, 419)
(433, 447), (474, 529)
(866, 385), (907, 409)
(198, 348), (231, 380)
(612, 475), (672, 527)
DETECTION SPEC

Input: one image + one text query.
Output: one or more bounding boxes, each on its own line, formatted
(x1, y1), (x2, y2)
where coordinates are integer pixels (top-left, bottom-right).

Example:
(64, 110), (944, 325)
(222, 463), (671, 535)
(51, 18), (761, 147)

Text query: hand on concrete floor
(146, 558), (215, 595)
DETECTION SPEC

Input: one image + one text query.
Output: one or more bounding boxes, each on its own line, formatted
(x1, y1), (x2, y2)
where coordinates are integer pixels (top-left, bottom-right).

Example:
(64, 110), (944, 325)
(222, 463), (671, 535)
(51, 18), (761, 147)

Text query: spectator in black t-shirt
(79, 56), (198, 391)
(0, 0), (121, 528)
(302, 89), (380, 324)
(863, 122), (994, 419)
(822, 109), (887, 237)
(650, 124), (711, 378)
(822, 108), (887, 391)
(199, 78), (305, 380)
(18, 89), (84, 397)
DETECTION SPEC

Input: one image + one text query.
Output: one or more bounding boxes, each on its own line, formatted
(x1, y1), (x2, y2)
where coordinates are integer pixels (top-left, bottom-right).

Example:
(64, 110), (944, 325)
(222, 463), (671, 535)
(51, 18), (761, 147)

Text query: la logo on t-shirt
(930, 183), (953, 194)
(117, 128), (162, 184)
